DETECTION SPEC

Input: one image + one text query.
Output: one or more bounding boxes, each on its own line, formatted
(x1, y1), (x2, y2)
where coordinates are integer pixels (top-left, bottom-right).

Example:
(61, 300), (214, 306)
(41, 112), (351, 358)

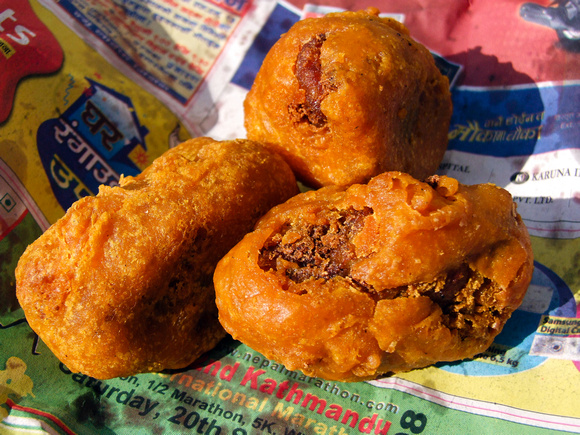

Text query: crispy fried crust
(16, 138), (299, 379)
(214, 172), (534, 381)
(244, 8), (453, 188)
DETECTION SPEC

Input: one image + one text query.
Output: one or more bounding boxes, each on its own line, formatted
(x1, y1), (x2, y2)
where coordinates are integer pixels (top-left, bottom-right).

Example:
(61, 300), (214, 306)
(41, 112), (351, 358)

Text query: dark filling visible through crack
(259, 207), (372, 284)
(289, 33), (336, 127)
(258, 207), (504, 338)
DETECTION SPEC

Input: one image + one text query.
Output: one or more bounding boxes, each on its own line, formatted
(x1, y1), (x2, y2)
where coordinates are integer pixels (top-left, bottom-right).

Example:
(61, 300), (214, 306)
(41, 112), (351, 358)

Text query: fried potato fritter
(244, 8), (453, 188)
(16, 138), (299, 379)
(214, 172), (534, 382)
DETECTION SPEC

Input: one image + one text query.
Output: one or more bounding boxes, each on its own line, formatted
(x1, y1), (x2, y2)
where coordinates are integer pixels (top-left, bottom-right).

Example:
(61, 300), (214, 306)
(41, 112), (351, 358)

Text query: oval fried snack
(244, 8), (453, 188)
(214, 172), (534, 382)
(16, 138), (299, 379)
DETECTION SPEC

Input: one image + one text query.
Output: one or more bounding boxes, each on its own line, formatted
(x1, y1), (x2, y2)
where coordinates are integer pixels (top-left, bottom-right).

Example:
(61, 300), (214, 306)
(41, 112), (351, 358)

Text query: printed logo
(0, 172), (27, 241)
(510, 171), (530, 184)
(0, 1), (64, 123)
(37, 79), (149, 211)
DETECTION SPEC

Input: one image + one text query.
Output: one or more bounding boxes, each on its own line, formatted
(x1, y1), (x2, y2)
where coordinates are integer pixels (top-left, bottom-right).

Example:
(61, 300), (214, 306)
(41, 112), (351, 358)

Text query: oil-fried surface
(16, 138), (299, 379)
(214, 172), (534, 381)
(244, 8), (453, 188)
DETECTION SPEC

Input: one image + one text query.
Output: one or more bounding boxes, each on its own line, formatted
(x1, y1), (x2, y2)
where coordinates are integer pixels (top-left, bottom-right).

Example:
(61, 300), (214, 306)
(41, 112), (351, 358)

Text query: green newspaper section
(1, 333), (575, 435)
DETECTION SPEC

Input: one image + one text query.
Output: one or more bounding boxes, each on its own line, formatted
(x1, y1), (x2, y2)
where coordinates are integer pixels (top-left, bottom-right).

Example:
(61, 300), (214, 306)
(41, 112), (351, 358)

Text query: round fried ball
(244, 8), (453, 188)
(214, 172), (534, 381)
(16, 138), (299, 379)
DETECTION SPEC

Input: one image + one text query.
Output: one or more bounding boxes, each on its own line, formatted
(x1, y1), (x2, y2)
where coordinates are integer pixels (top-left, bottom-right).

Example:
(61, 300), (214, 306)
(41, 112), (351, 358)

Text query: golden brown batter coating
(16, 138), (299, 379)
(244, 8), (452, 188)
(214, 172), (534, 381)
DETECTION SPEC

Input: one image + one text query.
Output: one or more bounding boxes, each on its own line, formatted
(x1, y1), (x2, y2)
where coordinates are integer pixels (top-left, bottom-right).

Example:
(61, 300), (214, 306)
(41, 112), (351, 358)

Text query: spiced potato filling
(258, 207), (504, 340)
(289, 33), (337, 127)
(258, 207), (371, 284)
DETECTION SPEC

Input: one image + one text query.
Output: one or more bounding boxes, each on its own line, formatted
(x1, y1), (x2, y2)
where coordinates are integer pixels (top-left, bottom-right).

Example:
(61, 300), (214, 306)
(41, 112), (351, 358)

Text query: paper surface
(1, 0), (579, 433)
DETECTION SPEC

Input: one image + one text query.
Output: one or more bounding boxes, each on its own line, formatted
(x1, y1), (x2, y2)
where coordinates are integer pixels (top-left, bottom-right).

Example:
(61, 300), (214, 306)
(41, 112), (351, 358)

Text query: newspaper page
(1, 0), (579, 434)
